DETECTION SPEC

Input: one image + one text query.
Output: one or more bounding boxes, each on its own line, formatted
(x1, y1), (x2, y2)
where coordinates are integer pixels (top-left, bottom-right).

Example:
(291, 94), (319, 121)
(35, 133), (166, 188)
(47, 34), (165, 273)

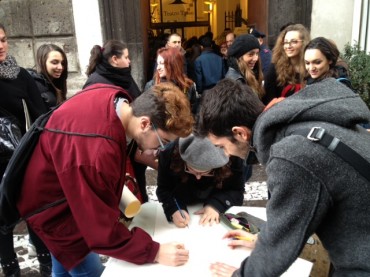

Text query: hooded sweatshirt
(234, 78), (370, 276)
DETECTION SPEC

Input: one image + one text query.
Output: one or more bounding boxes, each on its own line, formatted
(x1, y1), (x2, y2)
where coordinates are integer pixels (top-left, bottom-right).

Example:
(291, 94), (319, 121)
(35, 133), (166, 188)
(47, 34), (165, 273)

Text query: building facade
(1, 0), (368, 95)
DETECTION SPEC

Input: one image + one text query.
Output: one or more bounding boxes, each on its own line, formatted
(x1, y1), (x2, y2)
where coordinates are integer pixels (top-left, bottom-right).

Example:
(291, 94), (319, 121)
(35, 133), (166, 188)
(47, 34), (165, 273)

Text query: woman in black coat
(156, 135), (245, 228)
(0, 23), (50, 277)
(28, 43), (68, 110)
(83, 40), (147, 202)
(83, 40), (141, 99)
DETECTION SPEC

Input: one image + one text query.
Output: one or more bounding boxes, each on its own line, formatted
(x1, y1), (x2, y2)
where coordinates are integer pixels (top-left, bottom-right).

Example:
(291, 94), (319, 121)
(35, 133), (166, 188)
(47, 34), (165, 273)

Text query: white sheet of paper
(102, 203), (313, 277)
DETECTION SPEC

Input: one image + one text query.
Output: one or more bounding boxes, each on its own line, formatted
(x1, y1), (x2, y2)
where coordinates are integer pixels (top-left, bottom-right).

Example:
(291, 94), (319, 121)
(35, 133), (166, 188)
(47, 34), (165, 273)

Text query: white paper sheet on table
(102, 203), (313, 277)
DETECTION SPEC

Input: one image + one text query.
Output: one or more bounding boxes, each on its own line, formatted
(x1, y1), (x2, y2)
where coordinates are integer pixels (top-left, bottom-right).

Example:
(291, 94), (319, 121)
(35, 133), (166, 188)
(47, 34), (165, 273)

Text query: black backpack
(0, 107), (66, 235)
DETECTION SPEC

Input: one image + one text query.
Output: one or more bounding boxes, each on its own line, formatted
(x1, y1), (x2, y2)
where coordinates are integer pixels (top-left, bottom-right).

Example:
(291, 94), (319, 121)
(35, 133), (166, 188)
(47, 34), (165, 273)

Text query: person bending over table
(156, 134), (245, 228)
(197, 78), (370, 276)
(17, 83), (194, 277)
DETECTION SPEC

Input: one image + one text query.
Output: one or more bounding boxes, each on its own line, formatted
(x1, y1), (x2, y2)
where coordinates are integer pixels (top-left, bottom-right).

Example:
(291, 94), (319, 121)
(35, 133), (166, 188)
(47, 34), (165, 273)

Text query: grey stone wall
(0, 0), (84, 95)
(268, 0), (312, 48)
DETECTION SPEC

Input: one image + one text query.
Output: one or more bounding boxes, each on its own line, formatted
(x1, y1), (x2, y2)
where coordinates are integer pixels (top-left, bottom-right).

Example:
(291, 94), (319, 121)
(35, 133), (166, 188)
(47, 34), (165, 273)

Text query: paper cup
(119, 186), (141, 218)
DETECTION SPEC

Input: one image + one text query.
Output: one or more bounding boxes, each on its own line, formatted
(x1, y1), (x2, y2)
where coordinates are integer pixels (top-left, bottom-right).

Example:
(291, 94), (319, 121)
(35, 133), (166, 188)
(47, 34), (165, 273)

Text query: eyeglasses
(283, 39), (303, 46)
(152, 123), (165, 151)
(184, 164), (214, 178)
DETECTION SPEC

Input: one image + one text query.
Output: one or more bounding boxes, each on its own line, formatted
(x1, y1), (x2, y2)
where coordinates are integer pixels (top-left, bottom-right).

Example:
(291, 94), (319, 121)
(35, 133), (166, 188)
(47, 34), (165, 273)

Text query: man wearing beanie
(197, 78), (370, 276)
(250, 28), (272, 75)
(156, 134), (245, 228)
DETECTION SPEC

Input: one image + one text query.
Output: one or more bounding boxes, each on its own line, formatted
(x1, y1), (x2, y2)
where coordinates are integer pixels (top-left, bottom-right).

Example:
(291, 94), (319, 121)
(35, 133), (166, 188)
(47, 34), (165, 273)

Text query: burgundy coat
(17, 84), (159, 270)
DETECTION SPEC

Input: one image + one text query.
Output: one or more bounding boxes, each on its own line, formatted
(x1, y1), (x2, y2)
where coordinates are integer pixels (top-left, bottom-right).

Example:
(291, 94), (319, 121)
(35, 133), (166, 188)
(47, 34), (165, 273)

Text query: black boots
(1, 253), (52, 276)
(39, 262), (52, 277)
(37, 253), (52, 277)
(0, 257), (21, 277)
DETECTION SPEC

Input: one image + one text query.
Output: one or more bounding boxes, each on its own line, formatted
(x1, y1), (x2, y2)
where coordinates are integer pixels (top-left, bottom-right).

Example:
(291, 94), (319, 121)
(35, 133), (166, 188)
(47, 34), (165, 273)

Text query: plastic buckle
(307, 127), (325, 141)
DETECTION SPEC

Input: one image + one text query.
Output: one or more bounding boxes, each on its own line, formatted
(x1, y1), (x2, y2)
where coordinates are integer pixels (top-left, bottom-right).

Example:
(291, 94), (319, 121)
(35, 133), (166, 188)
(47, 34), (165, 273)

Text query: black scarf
(95, 59), (141, 99)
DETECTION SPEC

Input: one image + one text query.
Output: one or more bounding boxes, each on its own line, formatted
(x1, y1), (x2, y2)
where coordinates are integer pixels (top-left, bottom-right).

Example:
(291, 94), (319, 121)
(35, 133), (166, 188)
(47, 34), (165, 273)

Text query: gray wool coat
(233, 78), (370, 276)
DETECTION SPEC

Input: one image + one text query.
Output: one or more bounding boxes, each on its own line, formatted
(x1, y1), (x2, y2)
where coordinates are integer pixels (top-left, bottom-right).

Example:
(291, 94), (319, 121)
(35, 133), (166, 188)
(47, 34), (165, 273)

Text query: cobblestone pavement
(6, 164), (267, 276)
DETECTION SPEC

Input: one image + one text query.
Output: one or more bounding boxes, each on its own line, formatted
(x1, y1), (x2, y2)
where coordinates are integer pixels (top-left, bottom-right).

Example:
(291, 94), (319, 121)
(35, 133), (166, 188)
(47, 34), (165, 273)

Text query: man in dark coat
(194, 35), (225, 94)
(197, 78), (370, 276)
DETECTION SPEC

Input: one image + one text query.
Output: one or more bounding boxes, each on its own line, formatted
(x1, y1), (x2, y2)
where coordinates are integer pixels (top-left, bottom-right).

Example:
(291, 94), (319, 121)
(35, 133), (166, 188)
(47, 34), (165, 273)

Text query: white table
(102, 202), (313, 277)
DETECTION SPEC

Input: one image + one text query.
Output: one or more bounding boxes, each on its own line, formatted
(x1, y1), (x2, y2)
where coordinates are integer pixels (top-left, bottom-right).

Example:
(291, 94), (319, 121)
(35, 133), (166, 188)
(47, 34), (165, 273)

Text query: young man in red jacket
(17, 82), (194, 276)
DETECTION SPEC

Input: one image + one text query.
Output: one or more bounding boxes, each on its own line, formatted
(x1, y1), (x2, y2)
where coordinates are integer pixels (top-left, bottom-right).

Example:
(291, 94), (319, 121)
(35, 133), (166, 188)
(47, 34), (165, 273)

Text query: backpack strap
(291, 127), (370, 182)
(1, 198), (67, 234)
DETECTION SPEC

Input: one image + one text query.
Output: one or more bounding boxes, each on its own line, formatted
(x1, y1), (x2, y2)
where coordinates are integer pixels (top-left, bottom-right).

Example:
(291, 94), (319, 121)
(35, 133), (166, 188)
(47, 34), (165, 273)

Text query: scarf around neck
(95, 59), (132, 90)
(0, 55), (21, 80)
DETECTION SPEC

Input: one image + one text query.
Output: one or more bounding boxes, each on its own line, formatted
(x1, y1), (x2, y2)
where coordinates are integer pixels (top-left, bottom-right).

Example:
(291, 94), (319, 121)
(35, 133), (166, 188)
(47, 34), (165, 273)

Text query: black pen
(174, 198), (189, 228)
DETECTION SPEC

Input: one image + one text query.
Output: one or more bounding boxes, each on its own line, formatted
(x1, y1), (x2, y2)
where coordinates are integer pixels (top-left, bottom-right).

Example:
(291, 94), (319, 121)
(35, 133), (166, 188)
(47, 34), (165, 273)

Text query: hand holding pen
(173, 198), (189, 228)
(223, 229), (257, 249)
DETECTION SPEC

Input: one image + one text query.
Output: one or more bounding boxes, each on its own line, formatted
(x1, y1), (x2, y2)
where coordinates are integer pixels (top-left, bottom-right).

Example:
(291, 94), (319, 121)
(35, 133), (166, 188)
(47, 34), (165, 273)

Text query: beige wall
(310, 0), (354, 52)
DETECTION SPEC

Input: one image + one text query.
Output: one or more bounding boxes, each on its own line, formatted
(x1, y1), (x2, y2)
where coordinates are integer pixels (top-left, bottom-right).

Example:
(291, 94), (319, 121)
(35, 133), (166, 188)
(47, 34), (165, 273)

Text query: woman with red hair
(145, 47), (197, 114)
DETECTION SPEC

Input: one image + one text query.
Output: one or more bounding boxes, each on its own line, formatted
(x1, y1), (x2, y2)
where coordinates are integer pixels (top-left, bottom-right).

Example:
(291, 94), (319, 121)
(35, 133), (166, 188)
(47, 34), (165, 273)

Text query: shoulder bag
(0, 99), (30, 162)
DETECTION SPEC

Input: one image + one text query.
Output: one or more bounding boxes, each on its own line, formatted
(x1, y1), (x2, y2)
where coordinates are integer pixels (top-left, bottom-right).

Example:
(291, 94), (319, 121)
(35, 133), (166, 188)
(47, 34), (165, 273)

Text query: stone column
(98, 0), (150, 90)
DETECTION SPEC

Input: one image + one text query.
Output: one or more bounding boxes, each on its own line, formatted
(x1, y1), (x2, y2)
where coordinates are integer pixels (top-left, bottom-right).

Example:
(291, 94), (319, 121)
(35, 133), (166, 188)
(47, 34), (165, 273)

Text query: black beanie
(227, 34), (260, 59)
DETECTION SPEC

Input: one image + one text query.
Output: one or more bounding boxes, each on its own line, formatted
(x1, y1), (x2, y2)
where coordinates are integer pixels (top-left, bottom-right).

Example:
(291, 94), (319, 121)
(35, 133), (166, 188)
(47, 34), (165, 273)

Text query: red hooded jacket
(17, 84), (159, 270)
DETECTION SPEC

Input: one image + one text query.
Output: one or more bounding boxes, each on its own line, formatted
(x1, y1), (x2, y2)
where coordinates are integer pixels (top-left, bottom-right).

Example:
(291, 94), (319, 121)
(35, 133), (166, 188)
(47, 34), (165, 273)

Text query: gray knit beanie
(227, 34), (260, 59)
(179, 135), (229, 171)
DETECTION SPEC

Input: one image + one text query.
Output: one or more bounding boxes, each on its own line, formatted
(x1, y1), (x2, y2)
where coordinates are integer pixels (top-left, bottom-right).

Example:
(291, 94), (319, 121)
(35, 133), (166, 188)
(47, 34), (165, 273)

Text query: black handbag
(0, 108), (22, 163)
(0, 99), (30, 163)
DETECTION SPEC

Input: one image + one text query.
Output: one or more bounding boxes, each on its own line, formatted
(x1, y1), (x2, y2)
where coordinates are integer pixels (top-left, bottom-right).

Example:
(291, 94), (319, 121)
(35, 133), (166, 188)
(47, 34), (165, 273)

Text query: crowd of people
(1, 19), (370, 277)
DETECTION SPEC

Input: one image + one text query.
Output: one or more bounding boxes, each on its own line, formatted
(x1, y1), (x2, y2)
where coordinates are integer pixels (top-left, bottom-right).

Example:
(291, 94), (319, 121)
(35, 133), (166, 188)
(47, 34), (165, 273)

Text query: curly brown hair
(272, 24), (311, 87)
(131, 82), (194, 138)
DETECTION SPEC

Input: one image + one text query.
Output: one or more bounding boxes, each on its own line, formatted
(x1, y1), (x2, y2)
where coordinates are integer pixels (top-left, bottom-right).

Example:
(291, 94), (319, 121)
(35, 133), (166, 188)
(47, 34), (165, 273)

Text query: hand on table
(155, 242), (189, 266)
(210, 262), (237, 277)
(172, 210), (190, 228)
(194, 205), (219, 226)
(223, 229), (257, 249)
(209, 230), (256, 276)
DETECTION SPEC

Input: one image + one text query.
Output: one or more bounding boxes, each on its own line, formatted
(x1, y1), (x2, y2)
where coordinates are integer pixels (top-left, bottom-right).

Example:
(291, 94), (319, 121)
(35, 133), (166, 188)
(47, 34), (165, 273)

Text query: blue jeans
(51, 252), (104, 277)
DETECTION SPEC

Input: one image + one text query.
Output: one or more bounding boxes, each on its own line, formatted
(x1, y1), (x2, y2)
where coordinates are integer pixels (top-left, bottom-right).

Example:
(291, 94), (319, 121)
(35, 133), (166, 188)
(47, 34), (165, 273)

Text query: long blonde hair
(272, 24), (310, 87)
(237, 58), (265, 99)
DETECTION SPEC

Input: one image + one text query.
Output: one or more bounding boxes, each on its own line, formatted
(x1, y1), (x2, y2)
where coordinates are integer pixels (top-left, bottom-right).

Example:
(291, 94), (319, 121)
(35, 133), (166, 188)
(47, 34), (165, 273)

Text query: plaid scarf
(0, 55), (20, 80)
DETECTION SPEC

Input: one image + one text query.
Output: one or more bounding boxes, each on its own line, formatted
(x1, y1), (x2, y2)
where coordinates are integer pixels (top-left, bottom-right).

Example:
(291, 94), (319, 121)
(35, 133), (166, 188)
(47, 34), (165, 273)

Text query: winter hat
(179, 134), (229, 171)
(227, 34), (260, 59)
